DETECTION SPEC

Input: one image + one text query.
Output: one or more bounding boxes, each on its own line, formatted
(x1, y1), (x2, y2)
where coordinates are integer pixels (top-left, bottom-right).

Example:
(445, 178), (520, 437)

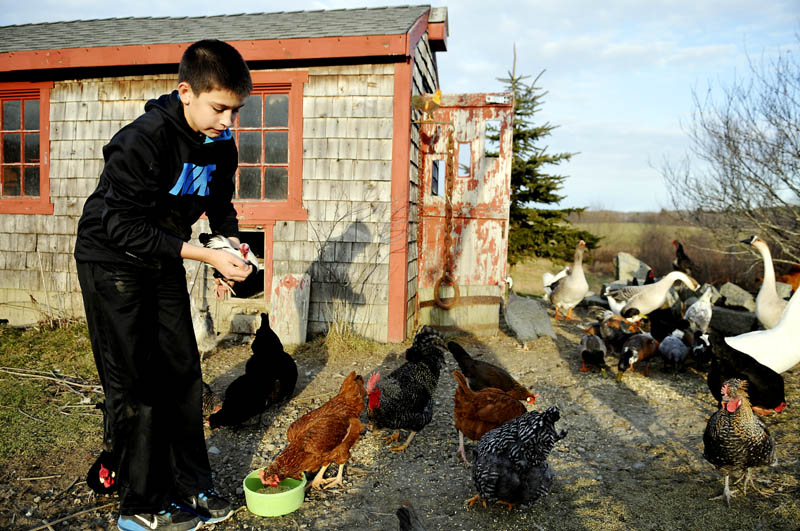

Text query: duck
(549, 240), (589, 320)
(685, 287), (714, 334)
(542, 265), (571, 302)
(603, 271), (699, 321)
(616, 333), (660, 381)
(724, 288), (800, 374)
(742, 235), (788, 329)
(579, 334), (609, 374)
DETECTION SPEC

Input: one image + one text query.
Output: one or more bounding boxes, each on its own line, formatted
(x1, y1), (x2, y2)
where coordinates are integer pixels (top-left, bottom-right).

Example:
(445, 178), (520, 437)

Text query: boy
(74, 40), (253, 531)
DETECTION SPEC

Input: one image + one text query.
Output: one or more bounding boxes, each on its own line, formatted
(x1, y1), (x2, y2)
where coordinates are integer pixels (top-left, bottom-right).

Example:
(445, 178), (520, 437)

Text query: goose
(742, 236), (788, 329)
(724, 288), (800, 374)
(550, 240), (589, 320)
(603, 271), (699, 321)
(542, 265), (571, 302)
(685, 287), (714, 334)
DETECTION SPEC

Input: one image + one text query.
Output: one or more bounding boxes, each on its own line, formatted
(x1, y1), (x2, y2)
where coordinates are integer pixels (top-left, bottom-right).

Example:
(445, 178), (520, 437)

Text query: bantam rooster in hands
(198, 233), (260, 299)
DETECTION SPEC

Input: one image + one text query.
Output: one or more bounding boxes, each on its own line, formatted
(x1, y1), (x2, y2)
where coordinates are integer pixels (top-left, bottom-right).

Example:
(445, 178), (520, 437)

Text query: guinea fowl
(685, 287), (714, 334)
(452, 370), (527, 465)
(703, 379), (777, 507)
(579, 334), (609, 374)
(604, 271), (699, 321)
(742, 235), (788, 329)
(468, 406), (567, 509)
(208, 313), (297, 428)
(616, 333), (660, 381)
(366, 327), (448, 452)
(549, 240), (589, 320)
(503, 277), (556, 346)
(542, 265), (570, 302)
(672, 239), (695, 276)
(448, 341), (538, 404)
(724, 288), (800, 374)
(198, 232), (261, 298)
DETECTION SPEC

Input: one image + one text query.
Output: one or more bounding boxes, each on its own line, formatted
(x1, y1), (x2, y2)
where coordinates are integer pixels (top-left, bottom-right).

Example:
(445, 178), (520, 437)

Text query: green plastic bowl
(243, 470), (306, 517)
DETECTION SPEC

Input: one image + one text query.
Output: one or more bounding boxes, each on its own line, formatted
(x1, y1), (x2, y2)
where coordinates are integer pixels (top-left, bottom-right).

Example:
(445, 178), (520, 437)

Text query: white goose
(550, 240), (589, 320)
(604, 271), (699, 320)
(743, 235), (788, 329)
(725, 288), (800, 374)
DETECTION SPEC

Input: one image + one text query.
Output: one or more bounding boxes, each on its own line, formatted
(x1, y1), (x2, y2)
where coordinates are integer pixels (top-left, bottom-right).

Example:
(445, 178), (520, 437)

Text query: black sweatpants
(76, 260), (213, 515)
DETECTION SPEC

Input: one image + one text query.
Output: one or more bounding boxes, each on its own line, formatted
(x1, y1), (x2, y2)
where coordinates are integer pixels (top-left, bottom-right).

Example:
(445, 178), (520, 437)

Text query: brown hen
(259, 371), (365, 490)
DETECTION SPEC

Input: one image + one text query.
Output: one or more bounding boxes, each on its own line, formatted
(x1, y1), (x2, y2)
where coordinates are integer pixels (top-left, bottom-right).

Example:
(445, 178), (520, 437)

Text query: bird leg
(580, 359), (589, 372)
(495, 500), (516, 511)
(553, 307), (563, 320)
(213, 278), (236, 299)
(564, 307), (579, 321)
(457, 431), (472, 466)
(307, 464), (330, 490)
(709, 474), (734, 506)
(465, 494), (486, 509)
(322, 463), (346, 490)
(390, 431), (417, 452)
(382, 430), (401, 444)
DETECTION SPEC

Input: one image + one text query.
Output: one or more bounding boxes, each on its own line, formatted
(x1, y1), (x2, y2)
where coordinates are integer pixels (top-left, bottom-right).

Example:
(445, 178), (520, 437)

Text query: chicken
(448, 341), (538, 404)
(208, 313), (297, 427)
(684, 287), (714, 334)
(201, 380), (222, 418)
(542, 265), (570, 302)
(503, 277), (556, 346)
(616, 333), (659, 381)
(707, 340), (787, 416)
(657, 328), (694, 372)
(550, 240), (589, 320)
(396, 501), (427, 531)
(198, 232), (260, 298)
(366, 326), (448, 452)
(411, 89), (442, 122)
(452, 370), (527, 465)
(468, 406), (567, 509)
(776, 265), (800, 292)
(703, 379), (777, 506)
(631, 268), (655, 286)
(672, 239), (695, 276)
(579, 334), (608, 374)
(260, 371), (366, 490)
(604, 271), (699, 321)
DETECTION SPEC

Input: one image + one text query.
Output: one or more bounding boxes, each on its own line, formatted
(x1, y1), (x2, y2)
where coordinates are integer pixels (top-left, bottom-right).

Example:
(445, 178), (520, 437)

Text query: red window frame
(232, 71), (308, 224)
(0, 81), (53, 214)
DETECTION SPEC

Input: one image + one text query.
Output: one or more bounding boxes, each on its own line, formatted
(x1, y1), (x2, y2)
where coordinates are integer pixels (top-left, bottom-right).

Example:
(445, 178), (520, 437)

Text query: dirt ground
(3, 307), (799, 531)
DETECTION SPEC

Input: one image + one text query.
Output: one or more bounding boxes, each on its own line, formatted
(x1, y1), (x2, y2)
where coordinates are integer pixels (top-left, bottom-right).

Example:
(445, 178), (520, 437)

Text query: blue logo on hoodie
(169, 163), (216, 197)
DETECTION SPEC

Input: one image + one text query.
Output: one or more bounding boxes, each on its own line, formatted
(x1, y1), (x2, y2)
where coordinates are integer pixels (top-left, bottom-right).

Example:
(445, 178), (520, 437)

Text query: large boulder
(614, 253), (651, 283)
(718, 282), (756, 312)
(709, 306), (758, 336)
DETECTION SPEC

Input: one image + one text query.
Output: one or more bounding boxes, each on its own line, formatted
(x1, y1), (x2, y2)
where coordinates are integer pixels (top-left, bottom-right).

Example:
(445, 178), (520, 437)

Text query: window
(231, 71), (308, 223)
(0, 82), (53, 214)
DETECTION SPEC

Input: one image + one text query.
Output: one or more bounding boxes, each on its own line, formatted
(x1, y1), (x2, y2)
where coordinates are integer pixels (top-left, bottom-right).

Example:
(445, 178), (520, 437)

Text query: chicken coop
(0, 5), (514, 342)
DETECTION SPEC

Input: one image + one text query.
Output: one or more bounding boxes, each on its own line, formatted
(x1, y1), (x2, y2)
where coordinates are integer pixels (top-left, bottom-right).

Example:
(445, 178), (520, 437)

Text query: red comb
(366, 372), (381, 393)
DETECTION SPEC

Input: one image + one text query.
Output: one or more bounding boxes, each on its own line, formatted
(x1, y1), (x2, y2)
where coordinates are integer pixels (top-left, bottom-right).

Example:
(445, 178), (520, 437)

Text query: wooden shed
(0, 5), (513, 342)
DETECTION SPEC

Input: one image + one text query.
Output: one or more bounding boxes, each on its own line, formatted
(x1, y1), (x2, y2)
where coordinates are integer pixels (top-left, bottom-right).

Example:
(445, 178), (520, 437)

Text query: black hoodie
(74, 91), (239, 268)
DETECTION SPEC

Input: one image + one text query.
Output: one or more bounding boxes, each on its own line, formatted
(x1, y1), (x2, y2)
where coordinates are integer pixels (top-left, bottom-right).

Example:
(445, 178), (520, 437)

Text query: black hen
(208, 313), (298, 427)
(469, 406), (567, 509)
(366, 327), (448, 452)
(396, 501), (427, 531)
(448, 341), (537, 404)
(703, 379), (776, 506)
(672, 239), (695, 276)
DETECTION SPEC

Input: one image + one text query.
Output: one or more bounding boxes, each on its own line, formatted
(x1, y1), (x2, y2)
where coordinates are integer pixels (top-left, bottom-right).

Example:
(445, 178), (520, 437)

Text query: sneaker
(117, 503), (202, 531)
(178, 489), (233, 524)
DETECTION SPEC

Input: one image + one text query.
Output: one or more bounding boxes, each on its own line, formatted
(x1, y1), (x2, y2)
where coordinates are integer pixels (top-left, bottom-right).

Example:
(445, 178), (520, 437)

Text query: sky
(2, 1), (798, 212)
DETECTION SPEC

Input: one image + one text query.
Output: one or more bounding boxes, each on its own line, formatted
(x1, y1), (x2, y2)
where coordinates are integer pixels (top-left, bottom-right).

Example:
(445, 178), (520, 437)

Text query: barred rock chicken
(209, 313), (297, 428)
(201, 380), (222, 419)
(366, 326), (448, 452)
(260, 371), (366, 490)
(198, 232), (260, 298)
(703, 379), (777, 506)
(452, 370), (527, 465)
(448, 341), (538, 404)
(616, 333), (660, 381)
(468, 406), (567, 509)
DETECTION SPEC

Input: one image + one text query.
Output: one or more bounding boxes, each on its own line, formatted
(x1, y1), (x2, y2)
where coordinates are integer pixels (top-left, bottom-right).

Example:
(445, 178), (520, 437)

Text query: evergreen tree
(497, 64), (598, 264)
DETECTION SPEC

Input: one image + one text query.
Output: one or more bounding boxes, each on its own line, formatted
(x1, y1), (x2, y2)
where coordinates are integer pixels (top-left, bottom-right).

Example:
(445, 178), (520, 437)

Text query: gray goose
(549, 240), (589, 320)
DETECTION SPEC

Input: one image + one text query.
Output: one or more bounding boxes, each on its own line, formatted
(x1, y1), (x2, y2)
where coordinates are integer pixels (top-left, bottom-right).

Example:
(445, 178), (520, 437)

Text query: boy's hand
(211, 249), (253, 282)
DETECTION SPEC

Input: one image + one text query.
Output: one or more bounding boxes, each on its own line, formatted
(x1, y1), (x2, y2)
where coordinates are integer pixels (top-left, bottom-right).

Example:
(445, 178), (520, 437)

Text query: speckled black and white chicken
(366, 326), (448, 452)
(468, 406), (567, 509)
(703, 378), (777, 507)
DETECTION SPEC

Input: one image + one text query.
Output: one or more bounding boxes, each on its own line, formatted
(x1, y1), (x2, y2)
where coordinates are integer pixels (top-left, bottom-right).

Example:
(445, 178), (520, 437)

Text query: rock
(580, 294), (610, 310)
(776, 281), (793, 300)
(613, 252), (651, 283)
(718, 282), (756, 311)
(709, 306), (758, 335)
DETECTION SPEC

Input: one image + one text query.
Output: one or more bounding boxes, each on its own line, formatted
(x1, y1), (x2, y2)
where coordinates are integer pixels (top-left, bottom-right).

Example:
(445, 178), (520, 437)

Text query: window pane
(265, 167), (288, 200)
(24, 100), (39, 130)
(2, 166), (20, 196)
(24, 166), (39, 196)
(264, 131), (288, 164)
(458, 142), (471, 177)
(3, 133), (20, 163)
(2, 100), (20, 130)
(265, 94), (288, 127)
(238, 131), (261, 164)
(239, 95), (262, 128)
(25, 133), (40, 163)
(238, 167), (261, 199)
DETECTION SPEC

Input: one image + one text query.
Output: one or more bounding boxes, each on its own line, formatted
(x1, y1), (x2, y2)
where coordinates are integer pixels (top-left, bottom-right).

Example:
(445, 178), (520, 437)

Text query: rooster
(260, 371), (366, 490)
(672, 239), (695, 277)
(366, 327), (448, 452)
(452, 370), (527, 465)
(703, 379), (777, 506)
(209, 313), (297, 428)
(411, 89), (442, 122)
(448, 341), (538, 404)
(468, 406), (567, 509)
(198, 232), (260, 298)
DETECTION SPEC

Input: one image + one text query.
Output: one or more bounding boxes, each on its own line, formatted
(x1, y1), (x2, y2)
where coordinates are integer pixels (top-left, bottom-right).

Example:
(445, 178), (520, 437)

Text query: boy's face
(178, 82), (246, 138)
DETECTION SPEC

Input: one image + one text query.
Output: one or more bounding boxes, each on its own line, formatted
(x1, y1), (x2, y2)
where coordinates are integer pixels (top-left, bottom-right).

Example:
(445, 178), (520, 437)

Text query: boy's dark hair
(178, 40), (252, 98)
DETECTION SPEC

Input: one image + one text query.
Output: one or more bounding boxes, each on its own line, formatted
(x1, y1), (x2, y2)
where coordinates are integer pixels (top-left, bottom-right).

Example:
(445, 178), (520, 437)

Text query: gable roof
(0, 5), (432, 53)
